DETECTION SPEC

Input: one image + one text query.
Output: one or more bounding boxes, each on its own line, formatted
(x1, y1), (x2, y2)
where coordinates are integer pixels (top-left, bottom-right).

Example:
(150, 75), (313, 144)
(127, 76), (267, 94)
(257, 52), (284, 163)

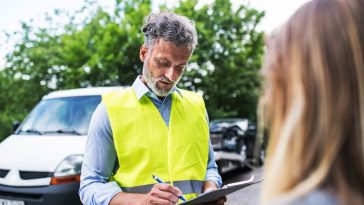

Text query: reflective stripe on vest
(103, 88), (209, 199)
(120, 180), (204, 194)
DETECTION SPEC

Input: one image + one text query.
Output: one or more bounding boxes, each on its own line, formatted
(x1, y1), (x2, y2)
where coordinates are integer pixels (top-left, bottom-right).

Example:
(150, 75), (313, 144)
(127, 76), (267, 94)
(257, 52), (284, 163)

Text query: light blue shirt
(79, 76), (222, 205)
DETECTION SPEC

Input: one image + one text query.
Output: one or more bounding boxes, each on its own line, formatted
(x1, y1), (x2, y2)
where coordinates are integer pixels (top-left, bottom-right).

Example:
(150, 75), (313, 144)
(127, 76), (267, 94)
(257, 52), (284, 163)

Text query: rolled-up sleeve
(204, 113), (222, 188)
(79, 103), (122, 205)
(205, 140), (222, 188)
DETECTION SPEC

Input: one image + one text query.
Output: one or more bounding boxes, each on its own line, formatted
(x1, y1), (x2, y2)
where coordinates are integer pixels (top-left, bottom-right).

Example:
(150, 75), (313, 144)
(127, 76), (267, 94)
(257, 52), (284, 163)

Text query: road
(221, 167), (263, 205)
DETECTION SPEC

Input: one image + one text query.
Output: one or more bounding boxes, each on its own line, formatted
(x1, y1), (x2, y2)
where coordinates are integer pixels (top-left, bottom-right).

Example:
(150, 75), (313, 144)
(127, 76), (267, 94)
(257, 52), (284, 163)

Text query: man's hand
(109, 183), (183, 205)
(143, 183), (183, 205)
(200, 181), (226, 205)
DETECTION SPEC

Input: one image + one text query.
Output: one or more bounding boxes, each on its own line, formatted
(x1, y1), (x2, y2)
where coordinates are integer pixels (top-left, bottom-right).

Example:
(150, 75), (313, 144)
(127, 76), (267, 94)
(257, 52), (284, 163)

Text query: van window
(18, 96), (101, 135)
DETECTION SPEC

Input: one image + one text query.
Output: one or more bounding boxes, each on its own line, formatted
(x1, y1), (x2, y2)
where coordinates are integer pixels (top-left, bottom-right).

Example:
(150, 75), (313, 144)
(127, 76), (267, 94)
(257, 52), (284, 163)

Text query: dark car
(209, 118), (266, 170)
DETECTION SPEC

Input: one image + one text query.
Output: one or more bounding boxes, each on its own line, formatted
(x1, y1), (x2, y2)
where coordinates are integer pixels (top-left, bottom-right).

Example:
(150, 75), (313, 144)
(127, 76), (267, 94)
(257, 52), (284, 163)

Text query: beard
(142, 64), (181, 97)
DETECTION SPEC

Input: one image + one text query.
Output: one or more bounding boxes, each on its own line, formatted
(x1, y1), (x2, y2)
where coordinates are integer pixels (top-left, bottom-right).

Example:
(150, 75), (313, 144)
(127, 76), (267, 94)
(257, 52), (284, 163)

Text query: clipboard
(180, 175), (261, 205)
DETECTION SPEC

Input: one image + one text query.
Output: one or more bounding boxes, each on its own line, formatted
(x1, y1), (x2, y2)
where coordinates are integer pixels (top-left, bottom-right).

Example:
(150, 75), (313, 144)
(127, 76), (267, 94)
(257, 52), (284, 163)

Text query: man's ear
(140, 45), (148, 62)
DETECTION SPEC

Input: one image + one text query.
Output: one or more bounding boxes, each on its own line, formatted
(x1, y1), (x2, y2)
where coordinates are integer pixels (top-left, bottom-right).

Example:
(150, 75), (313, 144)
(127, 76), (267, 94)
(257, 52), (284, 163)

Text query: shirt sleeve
(205, 139), (223, 188)
(204, 112), (223, 188)
(79, 103), (122, 205)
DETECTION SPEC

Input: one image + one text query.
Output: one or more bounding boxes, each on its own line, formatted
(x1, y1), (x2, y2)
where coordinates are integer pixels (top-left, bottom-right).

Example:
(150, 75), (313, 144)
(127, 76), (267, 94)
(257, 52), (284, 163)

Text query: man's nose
(165, 67), (177, 82)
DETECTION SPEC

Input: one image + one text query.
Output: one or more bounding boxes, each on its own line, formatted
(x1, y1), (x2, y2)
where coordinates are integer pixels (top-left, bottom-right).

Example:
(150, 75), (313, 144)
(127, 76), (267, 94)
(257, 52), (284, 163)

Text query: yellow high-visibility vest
(102, 87), (209, 201)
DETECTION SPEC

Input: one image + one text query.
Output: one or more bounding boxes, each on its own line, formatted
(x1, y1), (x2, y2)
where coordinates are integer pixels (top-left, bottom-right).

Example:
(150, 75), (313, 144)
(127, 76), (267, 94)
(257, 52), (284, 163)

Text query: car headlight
(50, 154), (83, 185)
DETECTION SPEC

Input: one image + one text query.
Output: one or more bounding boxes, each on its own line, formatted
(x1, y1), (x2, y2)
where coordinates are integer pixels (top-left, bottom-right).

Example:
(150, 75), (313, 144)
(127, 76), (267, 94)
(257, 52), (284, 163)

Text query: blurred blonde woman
(260, 0), (364, 204)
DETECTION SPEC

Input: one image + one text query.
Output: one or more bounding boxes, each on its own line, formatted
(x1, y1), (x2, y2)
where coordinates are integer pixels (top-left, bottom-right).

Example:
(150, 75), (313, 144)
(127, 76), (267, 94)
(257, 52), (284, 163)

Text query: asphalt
(222, 167), (264, 205)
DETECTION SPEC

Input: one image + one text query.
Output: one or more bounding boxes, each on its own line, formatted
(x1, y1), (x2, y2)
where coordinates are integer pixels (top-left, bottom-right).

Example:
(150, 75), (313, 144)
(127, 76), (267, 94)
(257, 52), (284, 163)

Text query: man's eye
(177, 66), (186, 72)
(157, 61), (170, 67)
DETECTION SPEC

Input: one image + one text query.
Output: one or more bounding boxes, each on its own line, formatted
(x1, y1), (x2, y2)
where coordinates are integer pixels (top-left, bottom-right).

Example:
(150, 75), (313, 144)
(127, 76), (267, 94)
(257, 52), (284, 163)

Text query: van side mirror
(13, 121), (21, 133)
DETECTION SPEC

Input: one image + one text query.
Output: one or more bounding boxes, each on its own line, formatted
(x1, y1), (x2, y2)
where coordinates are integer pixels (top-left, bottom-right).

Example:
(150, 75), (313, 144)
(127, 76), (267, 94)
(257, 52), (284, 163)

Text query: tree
(0, 0), (264, 141)
(174, 0), (265, 120)
(0, 0), (152, 141)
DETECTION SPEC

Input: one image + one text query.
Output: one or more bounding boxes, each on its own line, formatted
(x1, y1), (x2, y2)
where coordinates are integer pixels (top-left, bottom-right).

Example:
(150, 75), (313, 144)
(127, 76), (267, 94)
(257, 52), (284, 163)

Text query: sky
(0, 0), (310, 67)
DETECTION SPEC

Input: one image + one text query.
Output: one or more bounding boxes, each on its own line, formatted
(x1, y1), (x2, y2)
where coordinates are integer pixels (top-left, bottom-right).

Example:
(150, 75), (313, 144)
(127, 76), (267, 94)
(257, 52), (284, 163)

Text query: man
(79, 12), (225, 205)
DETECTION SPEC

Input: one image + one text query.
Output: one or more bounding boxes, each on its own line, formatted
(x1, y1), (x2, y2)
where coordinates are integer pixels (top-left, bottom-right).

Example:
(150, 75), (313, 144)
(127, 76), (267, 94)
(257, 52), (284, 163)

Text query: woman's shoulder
(269, 189), (339, 205)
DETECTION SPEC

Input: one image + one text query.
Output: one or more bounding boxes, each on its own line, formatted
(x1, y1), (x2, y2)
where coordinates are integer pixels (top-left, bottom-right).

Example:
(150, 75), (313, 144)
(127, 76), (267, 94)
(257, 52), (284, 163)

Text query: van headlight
(50, 154), (83, 185)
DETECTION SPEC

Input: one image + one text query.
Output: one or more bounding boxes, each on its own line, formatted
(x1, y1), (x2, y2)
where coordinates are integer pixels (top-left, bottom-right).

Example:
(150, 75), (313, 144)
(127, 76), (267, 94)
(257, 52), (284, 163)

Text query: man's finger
(149, 184), (182, 203)
(156, 183), (183, 197)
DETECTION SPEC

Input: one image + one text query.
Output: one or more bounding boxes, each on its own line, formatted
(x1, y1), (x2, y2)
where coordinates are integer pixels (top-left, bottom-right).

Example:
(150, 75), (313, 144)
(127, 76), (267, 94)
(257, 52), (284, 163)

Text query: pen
(152, 174), (186, 202)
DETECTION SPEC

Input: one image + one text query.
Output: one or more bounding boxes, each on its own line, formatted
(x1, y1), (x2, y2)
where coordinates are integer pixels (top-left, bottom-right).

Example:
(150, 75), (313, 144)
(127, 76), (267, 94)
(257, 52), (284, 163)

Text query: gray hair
(142, 12), (198, 51)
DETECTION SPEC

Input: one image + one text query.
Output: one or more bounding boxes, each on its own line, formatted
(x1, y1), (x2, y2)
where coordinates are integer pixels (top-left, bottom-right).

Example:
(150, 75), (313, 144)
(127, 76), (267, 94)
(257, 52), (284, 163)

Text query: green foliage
(175, 0), (265, 120)
(0, 0), (264, 141)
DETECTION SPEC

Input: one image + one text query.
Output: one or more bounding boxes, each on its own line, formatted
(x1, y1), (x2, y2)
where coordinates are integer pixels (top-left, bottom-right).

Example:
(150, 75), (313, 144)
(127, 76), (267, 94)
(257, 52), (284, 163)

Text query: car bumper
(0, 182), (81, 205)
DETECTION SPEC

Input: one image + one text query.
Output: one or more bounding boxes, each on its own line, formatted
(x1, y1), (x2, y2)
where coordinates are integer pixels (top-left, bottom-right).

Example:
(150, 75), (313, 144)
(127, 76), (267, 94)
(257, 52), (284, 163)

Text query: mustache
(158, 77), (175, 83)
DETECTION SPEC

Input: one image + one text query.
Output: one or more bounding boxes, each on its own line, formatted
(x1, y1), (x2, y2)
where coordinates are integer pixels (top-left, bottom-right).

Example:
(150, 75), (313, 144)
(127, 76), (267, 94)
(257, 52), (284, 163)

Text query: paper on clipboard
(179, 175), (261, 205)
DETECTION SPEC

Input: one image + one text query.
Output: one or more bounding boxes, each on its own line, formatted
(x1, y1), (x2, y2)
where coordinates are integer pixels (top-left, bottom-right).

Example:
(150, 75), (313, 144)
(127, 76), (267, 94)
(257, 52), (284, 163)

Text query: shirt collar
(132, 76), (182, 101)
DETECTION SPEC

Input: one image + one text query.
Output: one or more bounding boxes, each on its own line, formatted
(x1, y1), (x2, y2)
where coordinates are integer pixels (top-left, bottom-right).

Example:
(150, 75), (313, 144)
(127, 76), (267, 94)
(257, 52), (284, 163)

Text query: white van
(0, 87), (123, 205)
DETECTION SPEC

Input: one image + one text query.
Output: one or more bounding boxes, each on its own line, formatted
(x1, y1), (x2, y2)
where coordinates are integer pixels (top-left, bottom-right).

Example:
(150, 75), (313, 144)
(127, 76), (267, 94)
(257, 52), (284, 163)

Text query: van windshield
(18, 96), (101, 136)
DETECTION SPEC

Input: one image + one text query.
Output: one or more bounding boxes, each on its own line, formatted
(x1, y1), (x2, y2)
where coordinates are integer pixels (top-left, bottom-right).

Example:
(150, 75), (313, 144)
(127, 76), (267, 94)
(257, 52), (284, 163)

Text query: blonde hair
(260, 0), (364, 204)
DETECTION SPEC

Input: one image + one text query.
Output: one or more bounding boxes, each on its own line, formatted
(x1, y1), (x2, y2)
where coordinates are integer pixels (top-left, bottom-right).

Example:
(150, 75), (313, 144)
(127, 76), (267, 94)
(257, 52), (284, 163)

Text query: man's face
(140, 39), (192, 97)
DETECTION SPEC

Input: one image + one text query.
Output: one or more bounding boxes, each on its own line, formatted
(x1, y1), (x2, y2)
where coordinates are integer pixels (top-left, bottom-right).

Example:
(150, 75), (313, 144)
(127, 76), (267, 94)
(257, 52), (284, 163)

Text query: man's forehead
(150, 40), (191, 62)
(154, 56), (169, 61)
(154, 55), (189, 66)
(153, 39), (191, 51)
